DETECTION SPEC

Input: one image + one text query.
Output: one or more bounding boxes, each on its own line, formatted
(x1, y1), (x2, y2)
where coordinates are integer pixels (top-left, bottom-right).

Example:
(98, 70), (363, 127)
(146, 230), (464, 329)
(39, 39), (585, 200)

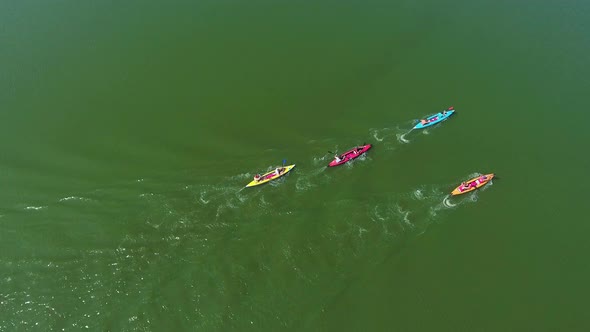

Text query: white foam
(226, 198), (238, 209)
(442, 195), (456, 208)
(397, 132), (411, 143)
(236, 193), (247, 203)
(479, 179), (494, 191)
(371, 206), (386, 221)
(370, 127), (395, 142)
(413, 189), (424, 200)
(399, 208), (414, 230)
(215, 205), (224, 219)
(357, 225), (369, 237)
(312, 155), (327, 166)
(372, 132), (384, 142)
(199, 192), (210, 205)
(228, 173), (251, 181)
(295, 178), (314, 192)
(467, 172), (481, 179)
(59, 196), (90, 202)
(204, 222), (232, 230)
(25, 206), (46, 210)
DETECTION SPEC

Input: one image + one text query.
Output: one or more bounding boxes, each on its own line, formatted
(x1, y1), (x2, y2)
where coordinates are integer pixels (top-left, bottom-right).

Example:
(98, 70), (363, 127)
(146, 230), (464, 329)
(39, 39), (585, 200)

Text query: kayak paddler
(461, 182), (475, 190)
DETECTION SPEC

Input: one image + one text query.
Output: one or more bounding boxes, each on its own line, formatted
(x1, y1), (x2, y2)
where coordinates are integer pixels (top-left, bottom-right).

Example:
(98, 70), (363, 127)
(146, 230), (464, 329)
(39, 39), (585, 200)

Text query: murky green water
(1, 0), (589, 331)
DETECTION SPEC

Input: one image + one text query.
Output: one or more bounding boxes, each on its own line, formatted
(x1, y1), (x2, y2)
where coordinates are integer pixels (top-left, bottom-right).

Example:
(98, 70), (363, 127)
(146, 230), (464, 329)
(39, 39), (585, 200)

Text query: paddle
(282, 159), (286, 166)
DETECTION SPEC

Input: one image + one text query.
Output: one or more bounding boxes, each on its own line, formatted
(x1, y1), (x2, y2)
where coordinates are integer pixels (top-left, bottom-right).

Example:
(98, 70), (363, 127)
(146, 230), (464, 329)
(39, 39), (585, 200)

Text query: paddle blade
(282, 159), (287, 166)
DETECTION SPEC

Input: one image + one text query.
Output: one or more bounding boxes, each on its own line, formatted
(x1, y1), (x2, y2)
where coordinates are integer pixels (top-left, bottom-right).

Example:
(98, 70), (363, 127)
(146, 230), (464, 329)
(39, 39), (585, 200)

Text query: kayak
(451, 173), (495, 196)
(245, 164), (296, 187)
(413, 107), (455, 129)
(328, 144), (372, 167)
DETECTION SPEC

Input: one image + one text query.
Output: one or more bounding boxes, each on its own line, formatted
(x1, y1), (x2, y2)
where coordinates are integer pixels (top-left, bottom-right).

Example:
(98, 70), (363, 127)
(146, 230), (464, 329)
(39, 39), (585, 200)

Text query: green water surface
(1, 0), (589, 331)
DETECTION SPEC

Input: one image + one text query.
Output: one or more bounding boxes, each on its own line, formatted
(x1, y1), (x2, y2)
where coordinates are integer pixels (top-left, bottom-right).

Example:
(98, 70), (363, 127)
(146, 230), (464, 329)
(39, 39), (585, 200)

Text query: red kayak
(328, 144), (372, 167)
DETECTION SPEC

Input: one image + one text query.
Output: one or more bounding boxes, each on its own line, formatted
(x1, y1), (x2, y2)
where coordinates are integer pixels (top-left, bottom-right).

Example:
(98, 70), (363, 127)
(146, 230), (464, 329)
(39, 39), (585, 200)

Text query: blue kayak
(413, 107), (455, 129)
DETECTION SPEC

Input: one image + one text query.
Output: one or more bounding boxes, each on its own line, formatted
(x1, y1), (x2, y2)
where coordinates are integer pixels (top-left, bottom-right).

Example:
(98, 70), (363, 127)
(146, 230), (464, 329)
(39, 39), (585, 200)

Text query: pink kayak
(328, 144), (372, 167)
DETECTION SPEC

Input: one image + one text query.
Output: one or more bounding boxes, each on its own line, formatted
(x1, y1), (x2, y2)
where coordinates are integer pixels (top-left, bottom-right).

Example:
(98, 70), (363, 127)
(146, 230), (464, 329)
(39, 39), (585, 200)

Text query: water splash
(312, 155), (328, 166)
(369, 128), (396, 142)
(59, 196), (92, 202)
(412, 189), (424, 200)
(397, 130), (412, 144)
(370, 128), (386, 142)
(295, 177), (314, 192)
(396, 204), (414, 231)
(442, 195), (456, 208)
(24, 206), (47, 211)
(467, 192), (479, 202)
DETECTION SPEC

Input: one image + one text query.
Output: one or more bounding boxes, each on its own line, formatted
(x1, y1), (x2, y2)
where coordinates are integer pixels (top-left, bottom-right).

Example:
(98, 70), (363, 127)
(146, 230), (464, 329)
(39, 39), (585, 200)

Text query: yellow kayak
(245, 164), (296, 188)
(451, 173), (495, 196)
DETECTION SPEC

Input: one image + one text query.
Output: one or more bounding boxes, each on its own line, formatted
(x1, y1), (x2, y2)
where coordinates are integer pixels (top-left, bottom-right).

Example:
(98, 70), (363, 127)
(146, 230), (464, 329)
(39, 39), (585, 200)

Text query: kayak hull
(328, 144), (372, 167)
(413, 108), (455, 129)
(245, 164), (296, 187)
(451, 173), (495, 196)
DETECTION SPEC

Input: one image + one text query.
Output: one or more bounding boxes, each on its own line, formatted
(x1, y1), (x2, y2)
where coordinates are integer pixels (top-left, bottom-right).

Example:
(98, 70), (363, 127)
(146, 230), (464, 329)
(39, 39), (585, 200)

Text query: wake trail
(397, 129), (413, 144)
